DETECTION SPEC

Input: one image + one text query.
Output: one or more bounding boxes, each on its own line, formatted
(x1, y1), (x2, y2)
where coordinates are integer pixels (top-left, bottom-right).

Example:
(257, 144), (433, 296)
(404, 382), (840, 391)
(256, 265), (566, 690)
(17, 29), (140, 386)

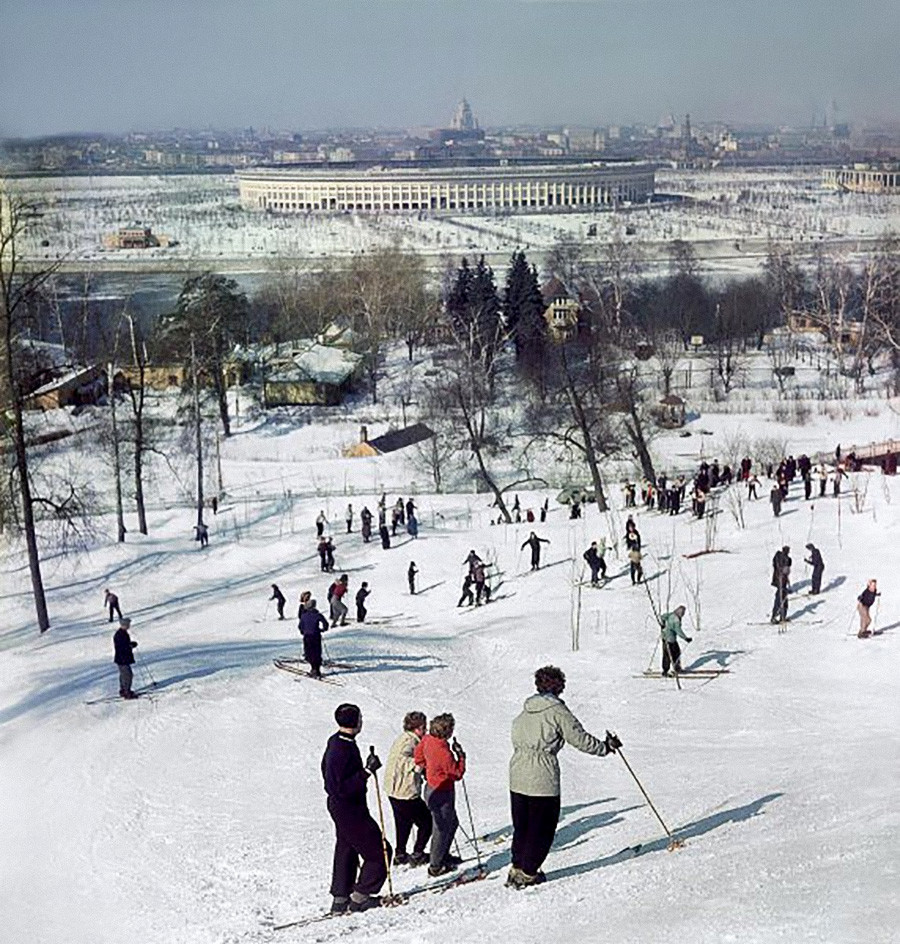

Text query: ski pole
(663, 640), (682, 691)
(453, 740), (484, 874)
(368, 746), (398, 904)
(135, 650), (156, 687)
(611, 734), (683, 851)
(646, 637), (660, 673)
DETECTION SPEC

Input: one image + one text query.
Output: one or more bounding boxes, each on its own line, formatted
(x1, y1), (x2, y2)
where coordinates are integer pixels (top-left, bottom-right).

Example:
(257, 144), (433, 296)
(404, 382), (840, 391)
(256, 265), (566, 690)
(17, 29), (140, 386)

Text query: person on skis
(356, 582), (370, 623)
(413, 714), (466, 877)
(804, 544), (825, 595)
(316, 510), (327, 538)
(329, 575), (350, 627)
(770, 545), (792, 623)
(407, 562), (418, 595)
(857, 579), (880, 637)
(521, 532), (549, 571)
(360, 506), (373, 543)
(269, 584), (287, 619)
(299, 599), (329, 678)
(472, 559), (490, 604)
(582, 541), (606, 586)
(660, 605), (692, 675)
(104, 588), (123, 623)
(321, 704), (389, 913)
(507, 666), (620, 889)
(384, 711), (432, 867)
(113, 617), (139, 699)
(345, 504), (354, 534)
(457, 573), (475, 607)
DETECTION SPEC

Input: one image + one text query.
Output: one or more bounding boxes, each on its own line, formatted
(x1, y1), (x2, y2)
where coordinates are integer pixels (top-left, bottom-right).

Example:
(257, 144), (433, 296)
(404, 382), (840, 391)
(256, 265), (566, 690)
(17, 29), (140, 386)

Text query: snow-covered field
(2, 394), (899, 944)
(12, 168), (900, 278)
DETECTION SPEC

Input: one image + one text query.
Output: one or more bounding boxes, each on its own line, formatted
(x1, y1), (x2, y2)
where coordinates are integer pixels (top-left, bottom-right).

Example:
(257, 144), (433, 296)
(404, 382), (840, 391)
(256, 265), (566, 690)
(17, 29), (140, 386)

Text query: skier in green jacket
(507, 666), (620, 889)
(660, 605), (692, 675)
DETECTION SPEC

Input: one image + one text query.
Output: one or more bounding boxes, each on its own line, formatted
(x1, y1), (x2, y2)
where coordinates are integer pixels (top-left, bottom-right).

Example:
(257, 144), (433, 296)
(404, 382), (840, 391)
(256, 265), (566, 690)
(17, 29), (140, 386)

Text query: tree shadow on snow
(546, 792), (783, 881)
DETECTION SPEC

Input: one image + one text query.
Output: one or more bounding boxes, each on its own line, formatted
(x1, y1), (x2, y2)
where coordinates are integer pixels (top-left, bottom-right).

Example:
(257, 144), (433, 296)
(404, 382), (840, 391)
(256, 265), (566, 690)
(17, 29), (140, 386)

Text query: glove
(604, 731), (622, 753)
(365, 751), (382, 774)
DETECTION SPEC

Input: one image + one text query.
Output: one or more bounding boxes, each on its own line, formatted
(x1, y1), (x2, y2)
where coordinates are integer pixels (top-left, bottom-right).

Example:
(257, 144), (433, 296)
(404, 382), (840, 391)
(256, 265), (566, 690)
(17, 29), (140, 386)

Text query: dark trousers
(356, 604), (366, 623)
(531, 553), (540, 570)
(662, 640), (682, 674)
(389, 796), (432, 856)
(804, 479), (812, 500)
(275, 599), (285, 619)
(317, 523), (324, 537)
(117, 663), (134, 696)
(425, 785), (459, 869)
(771, 584), (789, 622)
(819, 479), (827, 497)
(327, 797), (390, 898)
(108, 601), (122, 622)
(475, 580), (490, 603)
(302, 633), (322, 674)
(510, 792), (561, 876)
(630, 561), (643, 584)
(811, 566), (824, 594)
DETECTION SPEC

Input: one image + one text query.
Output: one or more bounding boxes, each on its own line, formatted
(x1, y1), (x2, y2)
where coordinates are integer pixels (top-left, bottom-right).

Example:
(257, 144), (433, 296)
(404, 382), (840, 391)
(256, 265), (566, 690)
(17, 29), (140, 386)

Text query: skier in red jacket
(413, 713), (466, 876)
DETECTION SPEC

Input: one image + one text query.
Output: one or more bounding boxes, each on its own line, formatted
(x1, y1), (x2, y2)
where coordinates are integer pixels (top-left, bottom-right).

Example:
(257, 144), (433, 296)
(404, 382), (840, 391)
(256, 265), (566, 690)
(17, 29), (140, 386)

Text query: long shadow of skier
(821, 575), (847, 592)
(685, 649), (746, 670)
(547, 792), (783, 881)
(789, 598), (826, 620)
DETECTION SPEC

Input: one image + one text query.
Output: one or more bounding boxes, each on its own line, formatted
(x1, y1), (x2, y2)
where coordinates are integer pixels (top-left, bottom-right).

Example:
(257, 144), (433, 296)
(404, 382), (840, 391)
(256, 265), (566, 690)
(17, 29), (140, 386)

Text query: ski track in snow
(2, 403), (900, 944)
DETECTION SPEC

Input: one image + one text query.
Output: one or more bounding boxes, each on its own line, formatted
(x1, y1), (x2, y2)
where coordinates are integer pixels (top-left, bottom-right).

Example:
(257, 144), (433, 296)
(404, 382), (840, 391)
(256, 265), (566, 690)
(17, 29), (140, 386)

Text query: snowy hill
(2, 410), (899, 944)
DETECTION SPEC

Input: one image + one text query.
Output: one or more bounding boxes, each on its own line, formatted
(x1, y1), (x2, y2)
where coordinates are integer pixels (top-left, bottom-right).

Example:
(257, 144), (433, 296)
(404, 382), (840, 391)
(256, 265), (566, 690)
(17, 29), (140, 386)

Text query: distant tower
(451, 99), (477, 132)
(682, 113), (692, 160)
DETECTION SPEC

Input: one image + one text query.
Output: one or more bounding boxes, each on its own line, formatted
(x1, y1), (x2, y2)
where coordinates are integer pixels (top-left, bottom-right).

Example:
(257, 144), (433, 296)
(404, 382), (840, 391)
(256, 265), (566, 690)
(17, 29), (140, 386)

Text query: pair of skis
(273, 658), (355, 686)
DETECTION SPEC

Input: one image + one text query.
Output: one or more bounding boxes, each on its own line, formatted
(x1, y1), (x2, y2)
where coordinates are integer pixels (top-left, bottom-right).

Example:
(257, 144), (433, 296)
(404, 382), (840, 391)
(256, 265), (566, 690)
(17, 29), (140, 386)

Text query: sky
(2, 0), (898, 137)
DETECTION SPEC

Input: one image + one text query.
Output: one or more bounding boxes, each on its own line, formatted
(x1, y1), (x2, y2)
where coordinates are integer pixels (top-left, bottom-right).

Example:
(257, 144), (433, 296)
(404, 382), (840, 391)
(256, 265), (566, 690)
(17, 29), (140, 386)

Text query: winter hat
(805, 543), (814, 550)
(119, 617), (131, 628)
(335, 703), (361, 728)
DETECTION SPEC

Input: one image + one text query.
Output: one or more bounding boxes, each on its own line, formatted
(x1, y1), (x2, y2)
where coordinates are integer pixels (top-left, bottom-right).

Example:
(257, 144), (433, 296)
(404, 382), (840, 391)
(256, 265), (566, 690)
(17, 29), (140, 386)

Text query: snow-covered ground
(11, 168), (900, 278)
(2, 392), (899, 944)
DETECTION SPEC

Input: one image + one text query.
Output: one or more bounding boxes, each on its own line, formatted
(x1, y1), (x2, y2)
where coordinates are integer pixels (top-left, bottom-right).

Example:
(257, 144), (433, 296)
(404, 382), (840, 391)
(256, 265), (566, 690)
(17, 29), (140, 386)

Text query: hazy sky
(2, 0), (898, 136)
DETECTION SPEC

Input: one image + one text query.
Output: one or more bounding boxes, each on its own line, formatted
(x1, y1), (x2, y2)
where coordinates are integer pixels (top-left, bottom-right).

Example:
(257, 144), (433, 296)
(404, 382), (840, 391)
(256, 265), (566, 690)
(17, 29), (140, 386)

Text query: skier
(316, 510), (327, 538)
(857, 579), (880, 637)
(770, 545), (792, 623)
(325, 537), (336, 573)
(472, 559), (491, 604)
(457, 573), (475, 607)
(507, 666), (620, 889)
(318, 536), (329, 572)
(747, 474), (760, 500)
(345, 504), (354, 534)
(583, 541), (606, 586)
(804, 544), (825, 595)
(405, 498), (416, 521)
(391, 504), (401, 536)
(625, 521), (641, 553)
(628, 546), (643, 585)
(407, 562), (418, 595)
(818, 464), (828, 498)
(113, 617), (138, 699)
(379, 523), (391, 550)
(770, 483), (783, 517)
(211, 495), (218, 515)
(539, 497), (548, 523)
(406, 512), (419, 539)
(384, 711), (432, 867)
(329, 575), (350, 627)
(321, 704), (389, 913)
(463, 549), (483, 575)
(660, 605), (692, 675)
(521, 532), (550, 571)
(356, 582), (370, 623)
(802, 469), (812, 501)
(833, 465), (843, 498)
(360, 506), (373, 543)
(269, 583), (286, 620)
(299, 598), (329, 678)
(413, 714), (466, 878)
(195, 522), (209, 548)
(104, 588), (123, 623)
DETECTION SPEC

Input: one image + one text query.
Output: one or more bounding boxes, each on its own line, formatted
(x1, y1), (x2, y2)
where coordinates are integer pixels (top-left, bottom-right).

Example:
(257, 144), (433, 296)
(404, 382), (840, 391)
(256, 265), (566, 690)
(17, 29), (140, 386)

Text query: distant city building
(237, 161), (655, 214)
(451, 99), (477, 132)
(102, 225), (176, 249)
(823, 163), (900, 194)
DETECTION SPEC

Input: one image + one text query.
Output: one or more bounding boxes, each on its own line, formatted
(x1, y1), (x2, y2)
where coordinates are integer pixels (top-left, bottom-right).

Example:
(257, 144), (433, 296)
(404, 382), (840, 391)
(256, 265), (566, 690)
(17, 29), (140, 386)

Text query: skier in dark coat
(407, 562), (418, 595)
(770, 546), (792, 623)
(318, 536), (329, 571)
(104, 588), (123, 623)
(463, 549), (483, 575)
(270, 584), (286, 619)
(804, 544), (825, 595)
(379, 524), (391, 549)
(360, 506), (373, 543)
(472, 560), (490, 604)
(299, 599), (329, 678)
(770, 484), (783, 517)
(356, 583), (370, 623)
(457, 573), (475, 607)
(322, 704), (390, 913)
(521, 532), (549, 571)
(582, 542), (606, 586)
(113, 617), (138, 698)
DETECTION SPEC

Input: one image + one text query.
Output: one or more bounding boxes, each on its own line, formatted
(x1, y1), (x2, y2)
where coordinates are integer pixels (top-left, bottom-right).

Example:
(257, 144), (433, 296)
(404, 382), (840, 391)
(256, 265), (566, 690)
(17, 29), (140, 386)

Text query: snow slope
(2, 418), (899, 944)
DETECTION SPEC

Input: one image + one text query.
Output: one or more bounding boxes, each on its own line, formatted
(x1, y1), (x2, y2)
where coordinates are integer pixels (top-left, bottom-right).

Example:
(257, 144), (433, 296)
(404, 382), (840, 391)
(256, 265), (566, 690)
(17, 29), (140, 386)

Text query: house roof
(238, 339), (364, 386)
(367, 423), (434, 454)
(29, 364), (102, 396)
(541, 277), (574, 304)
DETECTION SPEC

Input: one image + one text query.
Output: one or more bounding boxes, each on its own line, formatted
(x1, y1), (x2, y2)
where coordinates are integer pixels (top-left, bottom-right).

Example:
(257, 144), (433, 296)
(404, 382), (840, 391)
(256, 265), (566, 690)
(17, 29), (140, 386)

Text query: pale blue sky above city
(2, 0), (898, 135)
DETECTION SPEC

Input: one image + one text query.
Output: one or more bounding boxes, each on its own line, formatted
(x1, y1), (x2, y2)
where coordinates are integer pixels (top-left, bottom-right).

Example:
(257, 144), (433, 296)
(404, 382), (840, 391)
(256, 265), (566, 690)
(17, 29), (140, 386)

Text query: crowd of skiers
(320, 664), (622, 912)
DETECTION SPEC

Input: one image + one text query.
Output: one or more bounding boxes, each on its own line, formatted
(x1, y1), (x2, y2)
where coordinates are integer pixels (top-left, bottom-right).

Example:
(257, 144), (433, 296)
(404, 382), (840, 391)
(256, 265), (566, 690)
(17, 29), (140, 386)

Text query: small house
(24, 365), (105, 411)
(261, 341), (364, 407)
(541, 277), (580, 342)
(344, 423), (434, 458)
(654, 393), (687, 428)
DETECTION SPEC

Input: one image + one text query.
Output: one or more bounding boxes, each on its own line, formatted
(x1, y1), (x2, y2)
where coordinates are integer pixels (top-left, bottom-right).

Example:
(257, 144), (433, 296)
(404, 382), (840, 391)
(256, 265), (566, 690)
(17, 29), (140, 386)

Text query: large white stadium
(236, 161), (655, 214)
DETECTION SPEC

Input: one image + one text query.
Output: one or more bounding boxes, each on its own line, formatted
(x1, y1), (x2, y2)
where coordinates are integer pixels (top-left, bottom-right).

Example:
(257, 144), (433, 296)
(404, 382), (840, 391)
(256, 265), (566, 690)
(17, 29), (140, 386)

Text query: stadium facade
(236, 161), (655, 214)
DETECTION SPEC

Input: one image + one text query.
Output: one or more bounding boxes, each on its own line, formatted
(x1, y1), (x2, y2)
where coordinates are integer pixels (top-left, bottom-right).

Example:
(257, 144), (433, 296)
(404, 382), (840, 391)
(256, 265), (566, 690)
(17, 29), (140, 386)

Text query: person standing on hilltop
(521, 532), (550, 571)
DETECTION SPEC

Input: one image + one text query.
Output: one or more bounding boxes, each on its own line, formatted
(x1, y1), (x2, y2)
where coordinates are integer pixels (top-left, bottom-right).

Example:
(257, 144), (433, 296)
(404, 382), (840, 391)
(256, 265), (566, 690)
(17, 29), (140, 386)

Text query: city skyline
(2, 0), (898, 137)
